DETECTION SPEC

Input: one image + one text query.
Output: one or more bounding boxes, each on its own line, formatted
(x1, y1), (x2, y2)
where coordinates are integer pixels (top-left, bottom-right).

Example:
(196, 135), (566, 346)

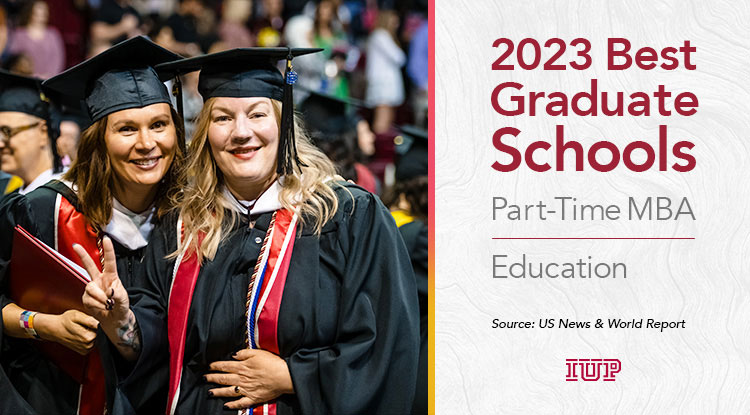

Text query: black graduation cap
(156, 47), (323, 175)
(298, 91), (365, 139)
(0, 70), (50, 120)
(395, 125), (428, 182)
(0, 70), (66, 173)
(43, 83), (92, 132)
(59, 102), (93, 132)
(42, 36), (182, 124)
(49, 96), (92, 140)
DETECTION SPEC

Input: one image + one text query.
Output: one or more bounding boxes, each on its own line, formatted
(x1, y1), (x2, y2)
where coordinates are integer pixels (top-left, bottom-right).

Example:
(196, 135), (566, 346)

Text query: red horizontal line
(492, 237), (694, 240)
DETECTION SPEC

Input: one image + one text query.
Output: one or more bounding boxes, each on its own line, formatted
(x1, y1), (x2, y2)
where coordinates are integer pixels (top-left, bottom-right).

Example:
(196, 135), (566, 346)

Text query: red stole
(166, 210), (297, 415)
(53, 195), (106, 415)
(166, 218), (203, 415)
(247, 209), (297, 415)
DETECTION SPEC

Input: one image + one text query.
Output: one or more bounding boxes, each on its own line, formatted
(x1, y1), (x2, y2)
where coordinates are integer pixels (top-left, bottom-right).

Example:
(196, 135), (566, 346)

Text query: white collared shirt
(104, 198), (155, 250)
(19, 169), (61, 195)
(55, 180), (155, 250)
(223, 180), (283, 216)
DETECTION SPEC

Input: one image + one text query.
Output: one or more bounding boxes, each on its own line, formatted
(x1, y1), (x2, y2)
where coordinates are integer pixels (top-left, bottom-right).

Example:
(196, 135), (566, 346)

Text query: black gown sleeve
(285, 187), (420, 414)
(399, 220), (429, 414)
(0, 186), (68, 311)
(0, 313), (38, 414)
(0, 173), (9, 196)
(106, 218), (176, 414)
(0, 192), (38, 311)
(0, 188), (81, 414)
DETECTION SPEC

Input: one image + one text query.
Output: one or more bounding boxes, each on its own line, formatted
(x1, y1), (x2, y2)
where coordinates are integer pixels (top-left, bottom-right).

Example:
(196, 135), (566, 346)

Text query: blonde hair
(172, 98), (340, 261)
(64, 107), (186, 231)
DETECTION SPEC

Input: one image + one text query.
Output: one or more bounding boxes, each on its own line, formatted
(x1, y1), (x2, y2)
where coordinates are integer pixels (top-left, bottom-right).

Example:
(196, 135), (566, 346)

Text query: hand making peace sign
(73, 237), (141, 361)
(73, 237), (129, 322)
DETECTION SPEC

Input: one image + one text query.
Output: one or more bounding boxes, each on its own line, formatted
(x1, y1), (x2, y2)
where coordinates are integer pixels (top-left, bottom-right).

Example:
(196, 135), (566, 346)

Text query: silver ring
(234, 386), (240, 394)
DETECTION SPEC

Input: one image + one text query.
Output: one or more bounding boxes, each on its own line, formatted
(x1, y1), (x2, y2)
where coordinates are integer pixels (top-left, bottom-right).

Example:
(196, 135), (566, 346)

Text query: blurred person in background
(302, 0), (350, 33)
(146, 19), (205, 139)
(130, 0), (177, 18)
(252, 0), (284, 46)
(217, 0), (254, 49)
(311, 0), (350, 98)
(192, 0), (219, 49)
(0, 6), (11, 64)
(0, 71), (62, 194)
(300, 90), (379, 193)
(56, 117), (79, 169)
(311, 0), (346, 55)
(165, 0), (216, 55)
(365, 8), (405, 134)
(162, 0), (202, 56)
(286, 1), (354, 99)
(45, 0), (89, 68)
(407, 17), (427, 128)
(324, 46), (352, 97)
(90, 0), (142, 48)
(356, 111), (377, 158)
(148, 18), (179, 51)
(8, 0), (65, 78)
(52, 104), (89, 169)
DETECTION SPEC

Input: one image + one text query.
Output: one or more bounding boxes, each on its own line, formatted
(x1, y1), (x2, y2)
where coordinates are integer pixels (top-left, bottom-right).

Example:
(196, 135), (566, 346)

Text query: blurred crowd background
(0, 0), (429, 195)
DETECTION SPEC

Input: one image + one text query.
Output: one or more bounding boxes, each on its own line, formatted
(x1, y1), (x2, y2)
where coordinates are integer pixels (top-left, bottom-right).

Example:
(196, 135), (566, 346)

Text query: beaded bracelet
(19, 310), (40, 339)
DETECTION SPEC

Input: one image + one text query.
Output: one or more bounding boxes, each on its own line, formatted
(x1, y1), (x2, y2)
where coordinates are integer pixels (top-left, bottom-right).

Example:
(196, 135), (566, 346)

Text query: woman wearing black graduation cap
(77, 48), (419, 414)
(0, 36), (185, 415)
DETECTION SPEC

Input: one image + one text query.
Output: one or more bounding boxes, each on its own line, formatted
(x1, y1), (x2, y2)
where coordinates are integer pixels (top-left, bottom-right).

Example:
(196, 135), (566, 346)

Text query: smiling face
(0, 111), (49, 182)
(207, 97), (279, 200)
(105, 103), (176, 204)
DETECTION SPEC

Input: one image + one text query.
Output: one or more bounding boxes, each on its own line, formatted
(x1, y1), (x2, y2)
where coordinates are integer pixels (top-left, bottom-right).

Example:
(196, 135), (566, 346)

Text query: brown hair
(313, 0), (338, 37)
(63, 107), (186, 231)
(383, 175), (428, 222)
(18, 1), (45, 27)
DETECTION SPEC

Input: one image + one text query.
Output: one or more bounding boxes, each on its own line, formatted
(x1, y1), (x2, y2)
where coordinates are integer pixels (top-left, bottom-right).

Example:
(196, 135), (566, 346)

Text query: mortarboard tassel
(277, 50), (306, 175)
(172, 75), (186, 154)
(38, 90), (63, 174)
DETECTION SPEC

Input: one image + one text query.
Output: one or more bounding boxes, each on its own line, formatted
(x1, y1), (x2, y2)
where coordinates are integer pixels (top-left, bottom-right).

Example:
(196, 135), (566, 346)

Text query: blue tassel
(286, 70), (298, 85)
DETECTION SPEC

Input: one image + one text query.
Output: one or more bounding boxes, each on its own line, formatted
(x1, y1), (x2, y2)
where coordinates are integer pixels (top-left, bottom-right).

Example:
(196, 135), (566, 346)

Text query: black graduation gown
(0, 172), (11, 202)
(398, 220), (428, 415)
(0, 181), (165, 414)
(124, 183), (420, 415)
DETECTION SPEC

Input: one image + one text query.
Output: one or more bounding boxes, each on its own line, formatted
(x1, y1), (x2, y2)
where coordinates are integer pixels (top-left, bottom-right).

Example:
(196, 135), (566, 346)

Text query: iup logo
(566, 359), (621, 381)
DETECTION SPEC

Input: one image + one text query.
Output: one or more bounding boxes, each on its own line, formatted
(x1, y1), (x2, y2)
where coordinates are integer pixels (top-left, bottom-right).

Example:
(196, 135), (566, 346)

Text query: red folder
(8, 225), (92, 383)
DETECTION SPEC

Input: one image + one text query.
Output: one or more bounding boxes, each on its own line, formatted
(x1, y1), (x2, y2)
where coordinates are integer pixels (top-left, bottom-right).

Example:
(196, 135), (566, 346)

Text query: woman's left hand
(205, 349), (294, 409)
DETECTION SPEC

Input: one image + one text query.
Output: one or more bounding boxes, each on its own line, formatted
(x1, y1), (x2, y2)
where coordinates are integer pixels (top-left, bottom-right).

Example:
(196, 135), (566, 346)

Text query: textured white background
(435, 1), (750, 413)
